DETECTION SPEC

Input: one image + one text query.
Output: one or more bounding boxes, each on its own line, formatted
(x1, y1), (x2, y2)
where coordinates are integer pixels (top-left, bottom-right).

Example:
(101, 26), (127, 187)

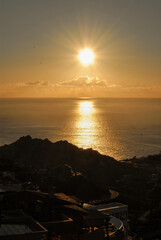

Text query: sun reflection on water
(73, 99), (126, 158)
(79, 101), (94, 115)
(75, 100), (98, 148)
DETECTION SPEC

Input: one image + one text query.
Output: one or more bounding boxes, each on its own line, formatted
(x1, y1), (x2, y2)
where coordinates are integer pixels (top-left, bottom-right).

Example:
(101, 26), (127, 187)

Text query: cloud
(25, 81), (40, 86)
(25, 81), (49, 87)
(41, 81), (49, 86)
(60, 76), (107, 87)
(108, 84), (122, 88)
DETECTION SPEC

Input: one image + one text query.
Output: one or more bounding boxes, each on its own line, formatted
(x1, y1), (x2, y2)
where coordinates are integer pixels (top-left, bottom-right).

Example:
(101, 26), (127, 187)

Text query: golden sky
(1, 0), (161, 98)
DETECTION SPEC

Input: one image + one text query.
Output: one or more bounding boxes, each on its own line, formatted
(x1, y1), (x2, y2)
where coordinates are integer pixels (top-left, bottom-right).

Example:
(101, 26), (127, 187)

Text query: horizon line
(0, 97), (161, 99)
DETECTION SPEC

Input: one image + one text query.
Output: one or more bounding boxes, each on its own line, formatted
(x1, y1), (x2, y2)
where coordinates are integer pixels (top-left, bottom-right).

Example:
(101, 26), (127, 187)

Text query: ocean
(0, 98), (161, 160)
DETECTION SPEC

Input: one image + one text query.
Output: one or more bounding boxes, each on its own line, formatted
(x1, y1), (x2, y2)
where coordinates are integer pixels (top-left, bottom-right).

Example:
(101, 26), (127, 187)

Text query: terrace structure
(0, 210), (47, 240)
(84, 202), (128, 240)
(0, 191), (126, 240)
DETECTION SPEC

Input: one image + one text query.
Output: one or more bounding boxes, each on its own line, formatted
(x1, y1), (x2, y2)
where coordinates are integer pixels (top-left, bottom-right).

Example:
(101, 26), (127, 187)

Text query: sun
(78, 48), (95, 66)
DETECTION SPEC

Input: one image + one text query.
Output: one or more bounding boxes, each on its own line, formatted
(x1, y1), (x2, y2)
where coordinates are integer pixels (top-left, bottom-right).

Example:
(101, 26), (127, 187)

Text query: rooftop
(84, 202), (128, 212)
(0, 224), (32, 236)
(0, 210), (47, 238)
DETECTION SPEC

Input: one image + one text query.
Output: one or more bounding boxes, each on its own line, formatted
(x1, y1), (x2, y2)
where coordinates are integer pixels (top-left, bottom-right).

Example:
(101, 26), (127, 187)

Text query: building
(0, 210), (48, 240)
(83, 202), (128, 240)
(1, 191), (127, 240)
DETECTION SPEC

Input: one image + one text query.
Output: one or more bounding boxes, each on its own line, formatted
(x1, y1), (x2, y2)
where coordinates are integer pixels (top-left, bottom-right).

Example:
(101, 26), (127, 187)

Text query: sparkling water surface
(0, 98), (161, 160)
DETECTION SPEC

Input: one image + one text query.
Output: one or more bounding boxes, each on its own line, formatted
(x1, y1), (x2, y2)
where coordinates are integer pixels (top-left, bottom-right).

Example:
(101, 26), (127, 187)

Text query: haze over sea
(0, 98), (161, 160)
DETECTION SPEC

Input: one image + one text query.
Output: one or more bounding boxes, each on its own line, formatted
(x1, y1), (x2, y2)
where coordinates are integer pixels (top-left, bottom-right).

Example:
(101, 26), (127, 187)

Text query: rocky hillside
(0, 135), (141, 186)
